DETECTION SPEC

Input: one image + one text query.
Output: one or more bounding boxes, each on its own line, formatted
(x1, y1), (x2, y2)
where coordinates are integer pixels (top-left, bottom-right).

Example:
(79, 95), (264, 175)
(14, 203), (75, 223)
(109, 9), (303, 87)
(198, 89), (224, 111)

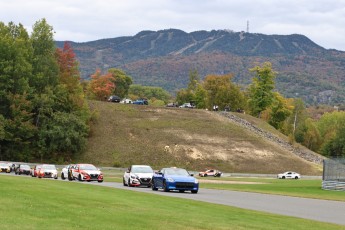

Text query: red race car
(71, 164), (103, 183)
(199, 169), (223, 177)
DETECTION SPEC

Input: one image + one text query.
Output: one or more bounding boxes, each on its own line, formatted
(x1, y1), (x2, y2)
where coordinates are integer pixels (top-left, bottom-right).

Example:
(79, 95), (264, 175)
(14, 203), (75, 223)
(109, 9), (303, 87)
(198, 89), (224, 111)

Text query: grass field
(1, 175), (344, 230)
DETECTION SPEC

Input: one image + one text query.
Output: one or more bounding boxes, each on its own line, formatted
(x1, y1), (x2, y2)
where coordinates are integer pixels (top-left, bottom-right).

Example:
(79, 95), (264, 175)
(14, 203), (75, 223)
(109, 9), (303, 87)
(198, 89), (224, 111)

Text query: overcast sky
(1, 0), (345, 51)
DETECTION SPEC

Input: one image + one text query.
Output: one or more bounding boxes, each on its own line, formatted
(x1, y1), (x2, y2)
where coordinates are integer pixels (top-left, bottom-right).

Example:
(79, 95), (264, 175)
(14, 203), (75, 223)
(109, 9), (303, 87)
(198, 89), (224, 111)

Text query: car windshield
(21, 165), (30, 169)
(164, 168), (189, 176)
(79, 164), (97, 170)
(131, 166), (153, 173)
(42, 165), (56, 170)
(0, 163), (7, 167)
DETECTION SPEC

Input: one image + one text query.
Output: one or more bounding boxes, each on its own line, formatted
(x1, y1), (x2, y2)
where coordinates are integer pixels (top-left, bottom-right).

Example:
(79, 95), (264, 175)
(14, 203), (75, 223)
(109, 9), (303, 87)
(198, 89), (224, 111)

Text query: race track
(94, 181), (345, 226)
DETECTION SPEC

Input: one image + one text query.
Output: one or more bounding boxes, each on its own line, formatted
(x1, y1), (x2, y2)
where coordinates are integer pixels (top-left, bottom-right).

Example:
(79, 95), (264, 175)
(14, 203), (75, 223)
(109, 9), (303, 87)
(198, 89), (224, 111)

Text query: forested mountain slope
(57, 29), (345, 105)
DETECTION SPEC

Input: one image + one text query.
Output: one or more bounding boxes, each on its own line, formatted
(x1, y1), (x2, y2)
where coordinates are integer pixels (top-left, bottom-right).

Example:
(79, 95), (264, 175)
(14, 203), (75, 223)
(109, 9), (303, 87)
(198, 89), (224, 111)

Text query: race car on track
(31, 165), (42, 177)
(37, 164), (58, 179)
(123, 165), (153, 187)
(15, 164), (31, 175)
(199, 169), (223, 177)
(151, 167), (199, 193)
(0, 162), (11, 173)
(60, 164), (74, 180)
(277, 171), (301, 179)
(71, 164), (103, 182)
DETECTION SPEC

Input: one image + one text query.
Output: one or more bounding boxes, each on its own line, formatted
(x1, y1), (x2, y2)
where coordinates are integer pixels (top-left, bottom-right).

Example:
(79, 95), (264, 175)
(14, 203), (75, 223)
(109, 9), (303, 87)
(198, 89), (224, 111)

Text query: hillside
(80, 101), (323, 175)
(57, 29), (345, 105)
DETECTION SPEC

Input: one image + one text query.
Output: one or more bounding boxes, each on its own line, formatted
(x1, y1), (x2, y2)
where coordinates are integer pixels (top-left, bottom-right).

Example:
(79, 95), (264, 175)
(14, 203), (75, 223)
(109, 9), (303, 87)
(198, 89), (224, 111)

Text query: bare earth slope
(81, 101), (322, 175)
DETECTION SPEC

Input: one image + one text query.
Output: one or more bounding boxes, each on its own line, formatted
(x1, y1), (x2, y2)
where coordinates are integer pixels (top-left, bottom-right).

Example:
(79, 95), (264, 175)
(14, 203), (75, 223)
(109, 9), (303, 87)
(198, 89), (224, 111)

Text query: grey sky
(1, 0), (345, 51)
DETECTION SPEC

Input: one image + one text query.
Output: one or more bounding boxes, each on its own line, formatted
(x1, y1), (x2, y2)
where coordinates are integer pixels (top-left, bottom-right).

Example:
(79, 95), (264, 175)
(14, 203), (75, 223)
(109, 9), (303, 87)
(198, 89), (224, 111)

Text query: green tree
(203, 73), (245, 111)
(267, 92), (292, 130)
(247, 62), (276, 117)
(187, 69), (200, 92)
(129, 85), (171, 103)
(108, 68), (133, 98)
(321, 122), (345, 157)
(30, 18), (59, 93)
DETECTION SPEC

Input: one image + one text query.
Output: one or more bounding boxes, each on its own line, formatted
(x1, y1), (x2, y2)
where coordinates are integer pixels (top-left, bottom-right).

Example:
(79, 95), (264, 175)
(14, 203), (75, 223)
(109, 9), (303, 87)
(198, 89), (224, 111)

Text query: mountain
(56, 29), (345, 105)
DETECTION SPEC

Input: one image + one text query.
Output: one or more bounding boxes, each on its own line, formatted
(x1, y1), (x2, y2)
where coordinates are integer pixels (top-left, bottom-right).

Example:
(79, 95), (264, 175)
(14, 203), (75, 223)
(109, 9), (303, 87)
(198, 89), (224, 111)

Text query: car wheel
(282, 176), (285, 179)
(54, 176), (58, 180)
(98, 180), (103, 183)
(179, 190), (185, 193)
(128, 179), (133, 187)
(191, 190), (198, 194)
(163, 181), (169, 192)
(61, 173), (65, 180)
(78, 174), (82, 181)
(123, 178), (127, 186)
(204, 174), (207, 177)
(295, 176), (299, 179)
(151, 179), (158, 191)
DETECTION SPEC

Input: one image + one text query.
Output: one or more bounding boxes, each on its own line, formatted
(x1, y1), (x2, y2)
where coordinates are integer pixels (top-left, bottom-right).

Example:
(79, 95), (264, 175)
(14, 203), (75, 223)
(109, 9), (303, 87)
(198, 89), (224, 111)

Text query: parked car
(120, 98), (132, 104)
(60, 164), (74, 180)
(179, 103), (195, 108)
(166, 102), (178, 107)
(151, 167), (199, 193)
(71, 164), (103, 182)
(277, 171), (301, 179)
(108, 95), (121, 103)
(15, 164), (31, 175)
(132, 99), (148, 105)
(199, 169), (222, 177)
(31, 165), (42, 177)
(0, 162), (11, 173)
(123, 165), (154, 187)
(37, 164), (58, 179)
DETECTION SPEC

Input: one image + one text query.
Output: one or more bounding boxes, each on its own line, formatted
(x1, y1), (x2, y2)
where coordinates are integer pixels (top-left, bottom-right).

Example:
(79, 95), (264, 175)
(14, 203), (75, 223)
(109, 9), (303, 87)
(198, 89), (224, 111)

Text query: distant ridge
(56, 29), (345, 105)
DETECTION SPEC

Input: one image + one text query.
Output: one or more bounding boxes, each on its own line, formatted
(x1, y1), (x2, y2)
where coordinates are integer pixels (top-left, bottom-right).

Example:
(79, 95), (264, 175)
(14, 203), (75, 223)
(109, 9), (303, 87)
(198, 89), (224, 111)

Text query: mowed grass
(1, 175), (344, 230)
(199, 177), (345, 202)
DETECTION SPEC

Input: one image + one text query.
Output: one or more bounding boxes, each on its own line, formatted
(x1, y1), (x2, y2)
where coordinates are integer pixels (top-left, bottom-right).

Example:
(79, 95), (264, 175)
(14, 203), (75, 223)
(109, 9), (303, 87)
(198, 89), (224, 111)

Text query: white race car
(277, 171), (301, 179)
(123, 165), (153, 187)
(37, 164), (58, 179)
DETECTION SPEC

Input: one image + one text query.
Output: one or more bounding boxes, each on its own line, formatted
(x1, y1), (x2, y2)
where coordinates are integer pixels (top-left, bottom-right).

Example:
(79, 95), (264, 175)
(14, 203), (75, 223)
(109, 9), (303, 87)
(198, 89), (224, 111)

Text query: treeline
(176, 63), (345, 158)
(0, 19), (90, 162)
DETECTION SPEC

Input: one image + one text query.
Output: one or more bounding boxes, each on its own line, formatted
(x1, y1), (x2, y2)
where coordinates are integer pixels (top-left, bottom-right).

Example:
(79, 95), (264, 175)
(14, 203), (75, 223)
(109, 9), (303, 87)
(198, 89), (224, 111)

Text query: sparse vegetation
(80, 101), (322, 175)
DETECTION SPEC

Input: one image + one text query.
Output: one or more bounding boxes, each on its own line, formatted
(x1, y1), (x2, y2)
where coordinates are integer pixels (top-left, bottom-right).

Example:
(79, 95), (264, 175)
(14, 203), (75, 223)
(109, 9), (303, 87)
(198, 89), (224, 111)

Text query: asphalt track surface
(92, 181), (345, 226)
(3, 174), (345, 226)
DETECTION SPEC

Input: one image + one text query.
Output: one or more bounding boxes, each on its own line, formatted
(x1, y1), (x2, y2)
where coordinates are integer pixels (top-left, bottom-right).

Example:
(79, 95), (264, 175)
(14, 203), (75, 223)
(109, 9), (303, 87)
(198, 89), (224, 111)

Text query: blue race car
(151, 167), (199, 193)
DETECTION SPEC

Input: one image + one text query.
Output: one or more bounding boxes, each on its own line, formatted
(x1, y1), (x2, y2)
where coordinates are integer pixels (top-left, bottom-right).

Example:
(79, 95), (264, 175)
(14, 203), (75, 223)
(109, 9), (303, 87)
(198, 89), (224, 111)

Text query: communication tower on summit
(247, 20), (249, 33)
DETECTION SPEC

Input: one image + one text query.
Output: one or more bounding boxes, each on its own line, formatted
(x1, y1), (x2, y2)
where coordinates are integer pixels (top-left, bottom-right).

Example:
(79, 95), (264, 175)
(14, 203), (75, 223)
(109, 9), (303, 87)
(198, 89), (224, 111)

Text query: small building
(322, 158), (345, 191)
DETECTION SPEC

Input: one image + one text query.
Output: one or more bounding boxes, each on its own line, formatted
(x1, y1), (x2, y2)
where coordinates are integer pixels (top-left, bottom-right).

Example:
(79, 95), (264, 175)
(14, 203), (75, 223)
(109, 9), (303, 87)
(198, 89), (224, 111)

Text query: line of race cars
(1, 161), (225, 194)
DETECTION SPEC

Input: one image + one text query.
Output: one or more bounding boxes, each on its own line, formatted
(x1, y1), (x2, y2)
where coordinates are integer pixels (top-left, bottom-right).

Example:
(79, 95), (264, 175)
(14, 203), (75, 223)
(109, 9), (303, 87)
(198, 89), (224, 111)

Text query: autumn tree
(247, 62), (276, 117)
(108, 68), (132, 98)
(55, 41), (85, 111)
(88, 69), (115, 100)
(266, 92), (293, 130)
(203, 73), (245, 111)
